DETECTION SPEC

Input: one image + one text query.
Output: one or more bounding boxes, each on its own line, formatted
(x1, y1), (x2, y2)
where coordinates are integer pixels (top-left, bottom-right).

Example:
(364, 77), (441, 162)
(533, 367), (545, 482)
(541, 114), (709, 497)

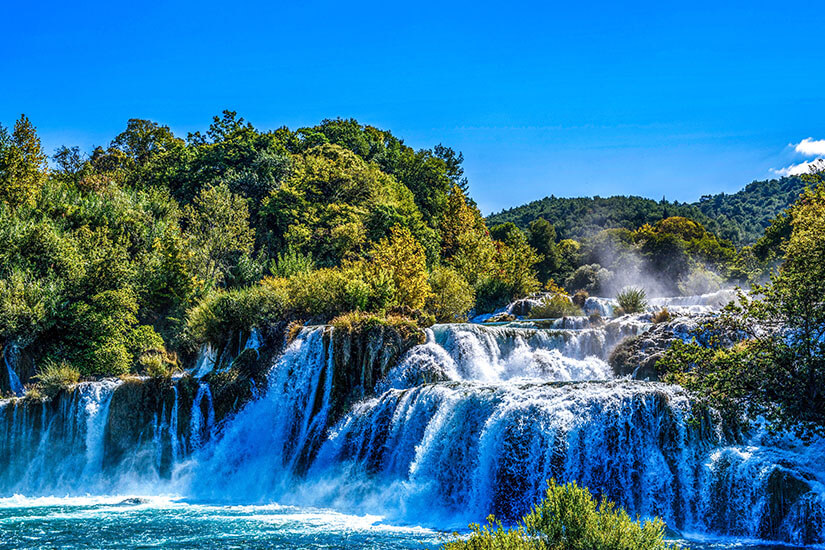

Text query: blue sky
(2, 1), (824, 214)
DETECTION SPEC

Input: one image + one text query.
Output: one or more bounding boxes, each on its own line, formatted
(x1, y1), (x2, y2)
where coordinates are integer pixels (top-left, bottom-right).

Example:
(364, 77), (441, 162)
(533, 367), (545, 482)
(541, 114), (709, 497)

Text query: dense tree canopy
(0, 113), (541, 382)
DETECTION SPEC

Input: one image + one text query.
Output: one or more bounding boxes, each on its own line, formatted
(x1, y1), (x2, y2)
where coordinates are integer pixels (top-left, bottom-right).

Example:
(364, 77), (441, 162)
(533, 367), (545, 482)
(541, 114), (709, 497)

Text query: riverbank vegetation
(441, 480), (679, 550)
(659, 173), (825, 436)
(0, 112), (810, 383)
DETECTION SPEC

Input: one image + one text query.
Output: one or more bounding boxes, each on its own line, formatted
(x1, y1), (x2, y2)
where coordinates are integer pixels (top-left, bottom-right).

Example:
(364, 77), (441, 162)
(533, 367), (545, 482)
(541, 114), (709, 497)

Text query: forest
(0, 113), (802, 382)
(487, 175), (807, 246)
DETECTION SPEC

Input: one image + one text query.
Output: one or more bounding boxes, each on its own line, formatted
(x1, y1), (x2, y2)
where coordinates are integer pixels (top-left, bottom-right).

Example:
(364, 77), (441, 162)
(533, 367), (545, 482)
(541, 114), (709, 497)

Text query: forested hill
(486, 176), (807, 246)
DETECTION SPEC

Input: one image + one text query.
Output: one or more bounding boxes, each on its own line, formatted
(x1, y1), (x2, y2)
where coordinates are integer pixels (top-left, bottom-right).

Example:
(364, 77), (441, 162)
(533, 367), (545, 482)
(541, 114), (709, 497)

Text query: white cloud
(793, 137), (825, 156)
(772, 158), (825, 177)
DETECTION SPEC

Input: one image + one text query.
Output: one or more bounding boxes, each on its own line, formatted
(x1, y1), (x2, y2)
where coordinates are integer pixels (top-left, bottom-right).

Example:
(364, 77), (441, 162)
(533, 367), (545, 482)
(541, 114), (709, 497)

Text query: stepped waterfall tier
(0, 297), (823, 548)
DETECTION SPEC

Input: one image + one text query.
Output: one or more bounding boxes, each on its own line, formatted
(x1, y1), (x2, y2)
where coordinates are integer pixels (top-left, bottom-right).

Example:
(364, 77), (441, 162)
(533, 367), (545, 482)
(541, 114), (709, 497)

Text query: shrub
(529, 294), (582, 319)
(474, 277), (514, 314)
(589, 312), (604, 326)
(677, 266), (723, 296)
(34, 360), (80, 398)
(651, 308), (671, 324)
(330, 311), (423, 343)
(185, 281), (289, 346)
(564, 264), (612, 295)
(269, 246), (314, 278)
(138, 348), (179, 378)
(427, 266), (475, 322)
(572, 289), (589, 308)
(441, 479), (679, 550)
(616, 287), (647, 314)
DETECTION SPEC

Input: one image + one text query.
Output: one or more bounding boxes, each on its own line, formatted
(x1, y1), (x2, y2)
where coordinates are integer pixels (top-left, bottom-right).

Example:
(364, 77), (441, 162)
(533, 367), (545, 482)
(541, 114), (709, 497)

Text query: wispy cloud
(793, 137), (825, 156)
(772, 158), (825, 177)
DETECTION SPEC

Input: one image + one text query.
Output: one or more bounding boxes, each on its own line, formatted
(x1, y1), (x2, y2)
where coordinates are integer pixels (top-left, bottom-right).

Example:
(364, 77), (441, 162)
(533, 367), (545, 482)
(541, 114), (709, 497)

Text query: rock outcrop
(608, 315), (712, 380)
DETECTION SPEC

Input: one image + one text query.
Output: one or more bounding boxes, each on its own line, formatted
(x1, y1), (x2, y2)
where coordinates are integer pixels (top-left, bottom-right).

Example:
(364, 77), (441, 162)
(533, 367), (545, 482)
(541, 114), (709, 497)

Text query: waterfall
(189, 327), (332, 499)
(0, 380), (121, 495)
(0, 304), (822, 545)
(3, 346), (24, 397)
(189, 383), (215, 451)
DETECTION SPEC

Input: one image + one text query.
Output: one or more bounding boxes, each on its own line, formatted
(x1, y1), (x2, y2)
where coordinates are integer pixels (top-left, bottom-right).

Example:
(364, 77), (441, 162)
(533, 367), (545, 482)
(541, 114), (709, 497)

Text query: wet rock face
(608, 315), (711, 380)
(103, 378), (193, 472)
(327, 322), (424, 427)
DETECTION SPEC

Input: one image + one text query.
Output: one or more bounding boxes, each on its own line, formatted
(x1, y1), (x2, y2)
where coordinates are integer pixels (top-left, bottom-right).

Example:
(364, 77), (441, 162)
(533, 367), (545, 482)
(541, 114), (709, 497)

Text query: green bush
(137, 348), (179, 378)
(571, 288), (589, 308)
(33, 360), (80, 398)
(474, 277), (514, 314)
(185, 281), (289, 346)
(427, 266), (475, 322)
(529, 294), (582, 319)
(269, 246), (314, 278)
(616, 287), (647, 314)
(441, 480), (679, 550)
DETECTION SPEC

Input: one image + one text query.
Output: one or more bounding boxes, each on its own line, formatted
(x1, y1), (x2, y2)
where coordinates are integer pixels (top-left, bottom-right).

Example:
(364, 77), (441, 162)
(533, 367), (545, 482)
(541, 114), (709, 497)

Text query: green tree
(427, 266), (475, 322)
(367, 225), (431, 310)
(111, 118), (182, 167)
(660, 176), (825, 434)
(183, 182), (255, 286)
(527, 217), (560, 282)
(0, 115), (47, 207)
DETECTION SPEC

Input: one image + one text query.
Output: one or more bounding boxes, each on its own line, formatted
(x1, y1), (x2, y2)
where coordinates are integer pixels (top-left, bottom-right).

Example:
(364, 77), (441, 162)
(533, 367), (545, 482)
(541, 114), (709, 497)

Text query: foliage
(441, 185), (496, 285)
(269, 247), (314, 278)
(677, 267), (723, 296)
(427, 266), (475, 322)
(651, 308), (671, 324)
(33, 360), (80, 398)
(659, 176), (825, 435)
(365, 225), (432, 311)
(564, 264), (612, 295)
(440, 479), (679, 550)
(330, 311), (423, 343)
(571, 289), (589, 308)
(528, 294), (582, 319)
(138, 348), (180, 378)
(183, 182), (255, 286)
(487, 176), (808, 247)
(616, 287), (647, 314)
(0, 115), (47, 207)
(527, 218), (560, 283)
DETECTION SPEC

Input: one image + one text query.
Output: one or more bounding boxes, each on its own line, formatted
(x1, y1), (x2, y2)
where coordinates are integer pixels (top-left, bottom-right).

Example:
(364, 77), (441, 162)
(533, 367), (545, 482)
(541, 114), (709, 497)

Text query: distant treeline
(486, 176), (807, 246)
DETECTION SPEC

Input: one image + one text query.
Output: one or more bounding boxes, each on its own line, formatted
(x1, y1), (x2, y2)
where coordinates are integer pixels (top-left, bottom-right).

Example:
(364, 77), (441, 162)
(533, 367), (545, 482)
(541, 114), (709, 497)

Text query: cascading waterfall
(0, 299), (822, 545)
(3, 346), (24, 397)
(189, 383), (215, 452)
(0, 380), (121, 494)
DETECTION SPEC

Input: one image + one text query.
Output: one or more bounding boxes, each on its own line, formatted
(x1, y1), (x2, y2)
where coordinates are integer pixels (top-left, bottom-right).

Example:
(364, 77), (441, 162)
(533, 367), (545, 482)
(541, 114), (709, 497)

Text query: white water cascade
(0, 301), (823, 545)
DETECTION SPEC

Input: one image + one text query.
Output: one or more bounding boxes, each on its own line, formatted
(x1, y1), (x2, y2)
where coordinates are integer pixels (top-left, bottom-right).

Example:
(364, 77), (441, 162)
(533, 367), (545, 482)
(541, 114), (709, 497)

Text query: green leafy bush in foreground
(441, 480), (680, 550)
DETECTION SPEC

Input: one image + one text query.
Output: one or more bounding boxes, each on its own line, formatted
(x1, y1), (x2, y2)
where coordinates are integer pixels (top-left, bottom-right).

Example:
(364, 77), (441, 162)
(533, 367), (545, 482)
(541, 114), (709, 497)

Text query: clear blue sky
(3, 1), (824, 214)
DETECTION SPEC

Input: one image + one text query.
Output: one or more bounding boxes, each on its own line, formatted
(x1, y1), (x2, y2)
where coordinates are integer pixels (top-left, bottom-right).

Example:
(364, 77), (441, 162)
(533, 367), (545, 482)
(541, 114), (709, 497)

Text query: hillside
(487, 176), (807, 246)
